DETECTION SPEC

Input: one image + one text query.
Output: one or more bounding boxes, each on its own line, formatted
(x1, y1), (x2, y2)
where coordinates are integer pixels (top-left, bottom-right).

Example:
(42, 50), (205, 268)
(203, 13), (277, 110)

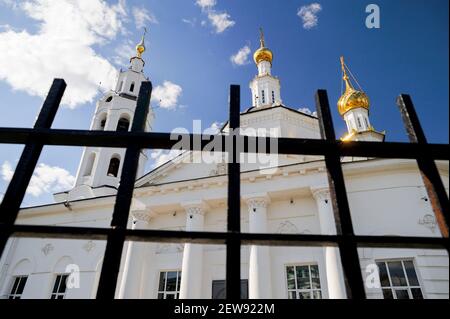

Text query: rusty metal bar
(226, 84), (242, 300)
(96, 81), (152, 299)
(0, 79), (66, 258)
(0, 128), (448, 160)
(315, 89), (366, 299)
(397, 94), (449, 241)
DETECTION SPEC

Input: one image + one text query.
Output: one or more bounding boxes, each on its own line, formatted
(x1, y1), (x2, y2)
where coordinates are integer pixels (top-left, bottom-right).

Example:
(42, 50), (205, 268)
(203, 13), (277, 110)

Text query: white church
(0, 31), (448, 300)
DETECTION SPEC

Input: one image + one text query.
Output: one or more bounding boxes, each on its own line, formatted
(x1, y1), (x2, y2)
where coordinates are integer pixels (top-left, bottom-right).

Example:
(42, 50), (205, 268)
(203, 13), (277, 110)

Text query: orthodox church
(0, 31), (448, 300)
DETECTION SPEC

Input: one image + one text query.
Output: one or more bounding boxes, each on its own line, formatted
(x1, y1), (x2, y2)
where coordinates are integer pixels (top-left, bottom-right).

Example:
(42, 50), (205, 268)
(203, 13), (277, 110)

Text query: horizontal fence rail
(0, 129), (448, 160)
(0, 78), (448, 300)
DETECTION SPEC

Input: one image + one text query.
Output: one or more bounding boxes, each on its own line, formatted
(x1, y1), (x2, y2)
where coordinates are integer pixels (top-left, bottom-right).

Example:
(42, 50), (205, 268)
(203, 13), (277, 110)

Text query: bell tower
(249, 28), (282, 108)
(337, 56), (384, 142)
(59, 31), (154, 201)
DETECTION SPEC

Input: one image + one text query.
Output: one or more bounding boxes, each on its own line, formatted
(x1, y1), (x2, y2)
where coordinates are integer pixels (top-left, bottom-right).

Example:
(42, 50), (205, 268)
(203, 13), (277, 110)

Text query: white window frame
(50, 274), (69, 299)
(157, 270), (181, 299)
(284, 263), (322, 299)
(8, 275), (28, 299)
(376, 258), (423, 299)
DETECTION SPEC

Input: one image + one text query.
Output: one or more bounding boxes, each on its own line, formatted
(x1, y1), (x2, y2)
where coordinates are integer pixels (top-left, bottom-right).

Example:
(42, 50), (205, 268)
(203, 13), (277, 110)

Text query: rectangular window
(8, 276), (28, 299)
(261, 90), (265, 104)
(357, 117), (362, 128)
(286, 264), (322, 299)
(157, 270), (181, 299)
(50, 274), (69, 299)
(376, 259), (423, 299)
(272, 91), (275, 103)
(212, 279), (248, 299)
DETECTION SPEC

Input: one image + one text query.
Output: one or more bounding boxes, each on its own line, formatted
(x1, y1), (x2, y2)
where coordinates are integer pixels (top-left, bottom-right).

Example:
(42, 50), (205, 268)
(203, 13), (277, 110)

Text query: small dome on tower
(253, 28), (273, 65)
(135, 28), (147, 59)
(337, 57), (370, 116)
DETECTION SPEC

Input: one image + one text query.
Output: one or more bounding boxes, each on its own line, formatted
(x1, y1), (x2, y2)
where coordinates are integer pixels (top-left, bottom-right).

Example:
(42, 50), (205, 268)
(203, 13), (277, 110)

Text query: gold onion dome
(337, 56), (370, 116)
(253, 28), (273, 65)
(135, 28), (146, 58)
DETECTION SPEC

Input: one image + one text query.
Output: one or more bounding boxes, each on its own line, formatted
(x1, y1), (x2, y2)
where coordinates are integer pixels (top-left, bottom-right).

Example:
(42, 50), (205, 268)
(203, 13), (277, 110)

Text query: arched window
(107, 156), (120, 177)
(262, 90), (265, 104)
(272, 91), (275, 103)
(117, 117), (130, 132)
(118, 81), (124, 92)
(130, 82), (135, 92)
(84, 153), (96, 176)
(98, 113), (107, 130)
(357, 117), (362, 128)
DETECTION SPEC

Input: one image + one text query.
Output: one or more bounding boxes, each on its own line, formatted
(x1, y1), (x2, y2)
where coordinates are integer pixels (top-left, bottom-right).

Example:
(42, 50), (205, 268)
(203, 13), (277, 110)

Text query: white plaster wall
(0, 159), (448, 299)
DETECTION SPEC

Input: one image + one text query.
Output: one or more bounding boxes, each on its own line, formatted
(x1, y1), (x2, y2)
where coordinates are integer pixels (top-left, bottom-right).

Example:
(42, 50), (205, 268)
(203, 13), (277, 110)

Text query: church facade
(0, 31), (448, 300)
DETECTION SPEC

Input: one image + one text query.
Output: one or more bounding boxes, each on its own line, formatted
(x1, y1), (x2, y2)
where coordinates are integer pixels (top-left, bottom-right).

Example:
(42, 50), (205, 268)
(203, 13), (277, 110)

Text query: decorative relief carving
(276, 221), (299, 234)
(246, 196), (269, 211)
(311, 187), (330, 203)
(41, 243), (54, 256)
(131, 210), (153, 223)
(82, 240), (96, 253)
(185, 205), (206, 217)
(418, 214), (437, 233)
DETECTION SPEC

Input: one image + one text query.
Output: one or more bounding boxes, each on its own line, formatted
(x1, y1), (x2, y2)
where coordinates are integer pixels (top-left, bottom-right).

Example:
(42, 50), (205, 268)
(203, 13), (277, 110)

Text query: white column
(245, 194), (272, 299)
(179, 201), (207, 299)
(118, 209), (154, 299)
(311, 187), (347, 299)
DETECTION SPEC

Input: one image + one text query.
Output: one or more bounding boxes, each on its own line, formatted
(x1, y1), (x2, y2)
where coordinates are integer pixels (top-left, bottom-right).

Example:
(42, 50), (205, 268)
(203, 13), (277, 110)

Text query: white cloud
(182, 18), (197, 27)
(0, 0), (128, 108)
(0, 0), (19, 10)
(297, 3), (322, 29)
(196, 0), (216, 10)
(207, 11), (235, 33)
(132, 6), (158, 29)
(298, 107), (317, 117)
(230, 45), (251, 66)
(204, 121), (223, 134)
(195, 0), (235, 34)
(150, 149), (183, 168)
(1, 161), (75, 197)
(151, 81), (183, 110)
(113, 41), (135, 66)
(1, 161), (14, 181)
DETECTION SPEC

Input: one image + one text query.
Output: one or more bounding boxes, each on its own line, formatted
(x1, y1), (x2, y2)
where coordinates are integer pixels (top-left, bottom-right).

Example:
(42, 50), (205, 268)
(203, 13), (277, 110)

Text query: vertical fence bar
(96, 81), (152, 299)
(315, 89), (366, 299)
(226, 84), (241, 299)
(397, 94), (449, 240)
(0, 79), (66, 258)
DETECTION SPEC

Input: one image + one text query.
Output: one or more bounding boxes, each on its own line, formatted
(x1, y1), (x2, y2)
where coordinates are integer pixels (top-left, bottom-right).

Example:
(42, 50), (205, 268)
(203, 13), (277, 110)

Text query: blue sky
(0, 0), (448, 207)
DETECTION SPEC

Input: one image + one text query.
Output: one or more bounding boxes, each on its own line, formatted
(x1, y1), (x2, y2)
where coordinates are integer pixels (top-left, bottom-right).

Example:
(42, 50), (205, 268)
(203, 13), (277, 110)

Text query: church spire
(259, 27), (265, 48)
(249, 28), (281, 108)
(135, 28), (146, 59)
(340, 56), (354, 92)
(129, 28), (147, 73)
(337, 56), (385, 142)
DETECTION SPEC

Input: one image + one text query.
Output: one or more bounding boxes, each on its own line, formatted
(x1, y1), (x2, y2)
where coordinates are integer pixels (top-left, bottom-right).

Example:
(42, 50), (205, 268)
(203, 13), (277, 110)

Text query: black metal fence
(0, 79), (448, 299)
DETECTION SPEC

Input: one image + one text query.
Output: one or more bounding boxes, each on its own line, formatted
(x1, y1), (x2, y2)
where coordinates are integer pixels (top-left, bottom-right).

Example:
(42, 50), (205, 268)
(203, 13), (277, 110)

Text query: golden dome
(337, 57), (370, 116)
(253, 28), (273, 65)
(253, 47), (273, 65)
(135, 28), (146, 58)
